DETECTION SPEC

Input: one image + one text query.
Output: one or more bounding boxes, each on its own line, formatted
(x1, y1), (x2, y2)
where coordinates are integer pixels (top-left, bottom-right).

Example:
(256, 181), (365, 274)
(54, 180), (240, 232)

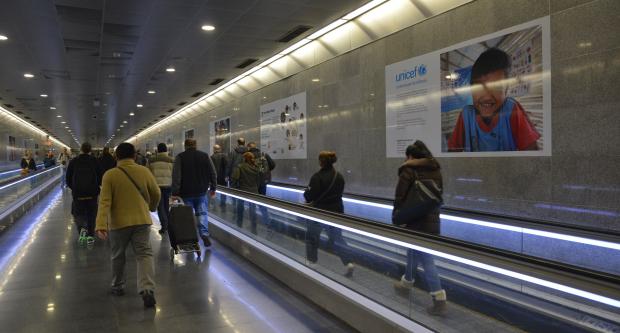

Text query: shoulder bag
(306, 170), (338, 207)
(392, 169), (443, 225)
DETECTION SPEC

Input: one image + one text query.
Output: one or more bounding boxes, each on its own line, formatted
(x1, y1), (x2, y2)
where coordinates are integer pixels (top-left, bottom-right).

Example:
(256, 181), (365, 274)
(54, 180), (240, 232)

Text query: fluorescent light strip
(0, 106), (70, 149)
(127, 0), (388, 143)
(219, 191), (620, 308)
(0, 166), (61, 191)
(267, 184), (620, 251)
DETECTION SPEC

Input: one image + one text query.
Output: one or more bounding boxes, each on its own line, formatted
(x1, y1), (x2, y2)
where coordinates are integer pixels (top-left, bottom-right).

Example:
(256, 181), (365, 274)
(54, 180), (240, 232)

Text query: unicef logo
(418, 64), (427, 76)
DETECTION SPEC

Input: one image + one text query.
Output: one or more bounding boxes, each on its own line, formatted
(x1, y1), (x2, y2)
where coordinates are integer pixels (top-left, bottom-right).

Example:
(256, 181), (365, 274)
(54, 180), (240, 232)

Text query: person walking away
(303, 151), (355, 277)
(98, 146), (116, 175)
(95, 142), (160, 308)
(211, 144), (229, 212)
(392, 140), (447, 316)
(148, 143), (174, 234)
(43, 151), (56, 168)
(66, 142), (102, 246)
(247, 142), (275, 195)
(135, 149), (147, 166)
(171, 139), (217, 248)
(227, 138), (247, 220)
(231, 152), (271, 234)
(58, 147), (72, 188)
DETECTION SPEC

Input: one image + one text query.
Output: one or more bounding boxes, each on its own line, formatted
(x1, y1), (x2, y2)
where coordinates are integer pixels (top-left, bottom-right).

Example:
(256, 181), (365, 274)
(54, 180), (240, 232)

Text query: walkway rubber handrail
(268, 181), (620, 240)
(217, 187), (620, 302)
(0, 166), (62, 190)
(0, 164), (45, 176)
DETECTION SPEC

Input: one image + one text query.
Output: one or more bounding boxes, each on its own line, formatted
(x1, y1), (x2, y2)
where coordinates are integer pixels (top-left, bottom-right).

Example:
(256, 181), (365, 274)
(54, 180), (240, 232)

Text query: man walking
(58, 147), (72, 188)
(95, 143), (161, 308)
(98, 146), (116, 175)
(66, 142), (101, 246)
(171, 139), (217, 247)
(148, 143), (174, 234)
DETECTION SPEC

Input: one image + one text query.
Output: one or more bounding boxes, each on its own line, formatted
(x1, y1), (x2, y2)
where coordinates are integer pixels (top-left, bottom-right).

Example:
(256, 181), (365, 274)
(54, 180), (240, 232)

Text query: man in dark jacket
(98, 146), (116, 175)
(211, 144), (229, 212)
(171, 139), (217, 247)
(226, 138), (247, 182)
(66, 142), (102, 246)
(247, 142), (275, 195)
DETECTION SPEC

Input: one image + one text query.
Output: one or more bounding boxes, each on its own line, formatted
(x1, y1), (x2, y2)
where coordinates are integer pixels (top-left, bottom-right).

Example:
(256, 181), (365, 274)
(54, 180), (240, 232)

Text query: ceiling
(0, 0), (367, 147)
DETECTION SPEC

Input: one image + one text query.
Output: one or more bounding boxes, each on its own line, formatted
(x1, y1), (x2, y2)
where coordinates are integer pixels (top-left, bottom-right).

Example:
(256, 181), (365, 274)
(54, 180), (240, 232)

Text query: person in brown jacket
(96, 142), (161, 308)
(392, 140), (447, 316)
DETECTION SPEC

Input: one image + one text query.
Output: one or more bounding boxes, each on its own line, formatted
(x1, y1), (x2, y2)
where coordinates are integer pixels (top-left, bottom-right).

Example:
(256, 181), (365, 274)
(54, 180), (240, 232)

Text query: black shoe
(201, 235), (212, 248)
(110, 287), (125, 296)
(141, 290), (156, 308)
(158, 229), (167, 235)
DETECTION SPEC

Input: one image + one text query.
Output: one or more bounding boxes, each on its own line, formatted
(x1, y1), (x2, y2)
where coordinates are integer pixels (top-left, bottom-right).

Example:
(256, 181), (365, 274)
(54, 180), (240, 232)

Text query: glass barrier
(265, 185), (620, 276)
(0, 166), (62, 216)
(208, 190), (620, 333)
(0, 164), (44, 183)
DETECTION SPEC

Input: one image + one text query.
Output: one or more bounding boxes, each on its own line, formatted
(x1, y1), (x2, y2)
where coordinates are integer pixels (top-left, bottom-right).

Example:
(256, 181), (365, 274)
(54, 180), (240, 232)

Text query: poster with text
(260, 92), (307, 159)
(386, 17), (550, 157)
(210, 117), (231, 154)
(166, 135), (174, 157)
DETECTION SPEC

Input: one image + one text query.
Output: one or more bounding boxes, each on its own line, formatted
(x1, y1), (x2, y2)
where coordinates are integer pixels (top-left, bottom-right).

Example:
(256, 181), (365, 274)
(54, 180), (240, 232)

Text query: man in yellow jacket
(95, 142), (161, 308)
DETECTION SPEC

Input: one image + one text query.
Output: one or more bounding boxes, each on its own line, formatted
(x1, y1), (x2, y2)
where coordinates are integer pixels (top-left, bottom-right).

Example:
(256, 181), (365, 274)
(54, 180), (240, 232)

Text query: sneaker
(427, 290), (447, 316)
(344, 263), (355, 277)
(86, 236), (95, 245)
(140, 290), (156, 308)
(393, 275), (414, 294)
(110, 287), (125, 296)
(78, 228), (87, 245)
(201, 235), (212, 248)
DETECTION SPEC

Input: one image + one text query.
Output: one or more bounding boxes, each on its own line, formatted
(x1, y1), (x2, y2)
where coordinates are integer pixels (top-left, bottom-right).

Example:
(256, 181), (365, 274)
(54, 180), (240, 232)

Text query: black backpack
(72, 157), (99, 198)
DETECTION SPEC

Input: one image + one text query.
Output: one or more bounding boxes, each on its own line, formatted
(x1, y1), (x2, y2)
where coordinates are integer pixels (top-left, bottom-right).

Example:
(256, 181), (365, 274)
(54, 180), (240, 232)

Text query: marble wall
(135, 0), (620, 232)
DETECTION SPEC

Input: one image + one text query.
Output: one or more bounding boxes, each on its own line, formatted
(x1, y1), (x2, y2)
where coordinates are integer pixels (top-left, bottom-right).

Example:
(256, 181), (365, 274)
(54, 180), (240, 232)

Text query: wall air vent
(167, 108), (175, 113)
(24, 116), (31, 119)
(4, 104), (14, 108)
(177, 101), (187, 106)
(277, 25), (312, 43)
(159, 115), (166, 118)
(191, 92), (203, 98)
(236, 58), (258, 69)
(209, 78), (225, 85)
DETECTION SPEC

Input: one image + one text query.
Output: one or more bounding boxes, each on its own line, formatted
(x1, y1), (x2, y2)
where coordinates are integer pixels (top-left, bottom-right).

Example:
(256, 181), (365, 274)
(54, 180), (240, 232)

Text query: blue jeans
(235, 200), (270, 232)
(182, 195), (209, 237)
(405, 250), (442, 292)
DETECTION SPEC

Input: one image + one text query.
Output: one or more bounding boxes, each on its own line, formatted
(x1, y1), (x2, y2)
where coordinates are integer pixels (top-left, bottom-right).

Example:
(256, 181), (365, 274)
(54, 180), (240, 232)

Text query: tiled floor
(0, 187), (354, 333)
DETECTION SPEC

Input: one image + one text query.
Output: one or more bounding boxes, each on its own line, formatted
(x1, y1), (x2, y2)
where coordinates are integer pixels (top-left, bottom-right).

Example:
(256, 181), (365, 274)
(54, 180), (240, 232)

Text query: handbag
(117, 167), (150, 207)
(393, 170), (443, 225)
(305, 170), (337, 207)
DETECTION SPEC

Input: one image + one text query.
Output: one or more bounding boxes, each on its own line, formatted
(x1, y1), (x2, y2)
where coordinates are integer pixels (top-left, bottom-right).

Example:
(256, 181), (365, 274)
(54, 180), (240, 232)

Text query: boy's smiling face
(471, 69), (507, 118)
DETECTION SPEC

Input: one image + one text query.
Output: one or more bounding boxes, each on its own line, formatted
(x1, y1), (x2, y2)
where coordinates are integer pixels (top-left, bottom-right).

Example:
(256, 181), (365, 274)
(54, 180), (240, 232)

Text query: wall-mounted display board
(260, 92), (307, 159)
(386, 17), (551, 157)
(210, 117), (231, 154)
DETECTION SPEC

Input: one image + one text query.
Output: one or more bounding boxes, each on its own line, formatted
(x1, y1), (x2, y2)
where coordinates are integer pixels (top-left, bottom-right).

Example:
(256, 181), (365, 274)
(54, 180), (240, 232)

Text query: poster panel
(260, 92), (307, 159)
(166, 135), (174, 157)
(386, 17), (551, 157)
(209, 117), (231, 154)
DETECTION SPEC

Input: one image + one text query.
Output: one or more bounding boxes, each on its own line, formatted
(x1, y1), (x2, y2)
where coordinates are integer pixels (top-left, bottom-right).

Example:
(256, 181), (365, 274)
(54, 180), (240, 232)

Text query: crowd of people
(23, 137), (446, 315)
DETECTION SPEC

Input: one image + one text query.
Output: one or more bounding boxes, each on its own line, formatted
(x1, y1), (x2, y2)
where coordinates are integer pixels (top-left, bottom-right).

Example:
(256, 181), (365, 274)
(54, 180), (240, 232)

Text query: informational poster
(7, 135), (17, 161)
(260, 92), (307, 159)
(166, 135), (174, 157)
(184, 129), (195, 140)
(386, 17), (551, 157)
(209, 117), (231, 154)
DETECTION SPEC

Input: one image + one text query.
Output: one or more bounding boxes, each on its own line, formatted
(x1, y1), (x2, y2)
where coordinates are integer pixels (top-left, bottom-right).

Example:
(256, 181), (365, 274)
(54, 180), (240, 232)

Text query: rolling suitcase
(168, 199), (201, 258)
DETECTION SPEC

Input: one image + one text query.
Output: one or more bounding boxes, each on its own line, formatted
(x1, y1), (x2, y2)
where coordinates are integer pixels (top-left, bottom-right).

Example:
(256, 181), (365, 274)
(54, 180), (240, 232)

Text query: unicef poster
(386, 17), (551, 157)
(260, 92), (307, 159)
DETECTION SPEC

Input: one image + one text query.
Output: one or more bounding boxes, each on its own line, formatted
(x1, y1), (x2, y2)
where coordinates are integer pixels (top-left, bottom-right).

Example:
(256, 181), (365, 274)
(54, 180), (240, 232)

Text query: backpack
(72, 157), (99, 198)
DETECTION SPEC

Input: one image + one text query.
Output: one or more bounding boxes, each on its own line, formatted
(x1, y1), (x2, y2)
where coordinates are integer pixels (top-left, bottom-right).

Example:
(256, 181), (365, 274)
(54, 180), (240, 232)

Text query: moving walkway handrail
(0, 165), (62, 190)
(268, 181), (620, 241)
(217, 186), (620, 309)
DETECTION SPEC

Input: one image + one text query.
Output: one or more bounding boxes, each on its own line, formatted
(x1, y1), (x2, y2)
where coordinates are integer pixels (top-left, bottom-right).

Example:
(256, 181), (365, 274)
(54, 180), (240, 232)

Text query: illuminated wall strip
(0, 166), (62, 191)
(0, 106), (70, 149)
(266, 184), (620, 251)
(219, 191), (620, 309)
(126, 0), (391, 144)
(0, 164), (44, 176)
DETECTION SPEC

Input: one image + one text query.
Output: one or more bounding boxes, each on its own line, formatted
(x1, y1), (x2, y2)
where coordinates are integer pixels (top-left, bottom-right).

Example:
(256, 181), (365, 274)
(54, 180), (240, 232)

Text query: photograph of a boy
(447, 48), (540, 152)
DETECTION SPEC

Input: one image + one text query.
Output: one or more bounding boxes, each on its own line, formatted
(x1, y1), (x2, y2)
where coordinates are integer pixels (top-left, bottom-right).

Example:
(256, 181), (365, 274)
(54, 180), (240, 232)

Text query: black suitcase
(168, 202), (201, 258)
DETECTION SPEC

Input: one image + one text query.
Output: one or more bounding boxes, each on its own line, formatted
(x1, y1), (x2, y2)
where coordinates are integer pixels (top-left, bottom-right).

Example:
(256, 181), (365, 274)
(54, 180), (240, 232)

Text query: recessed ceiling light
(166, 67), (175, 72)
(0, 35), (8, 41)
(201, 25), (215, 31)
(129, 112), (135, 116)
(120, 125), (124, 128)
(147, 90), (156, 94)
(64, 126), (69, 129)
(61, 121), (66, 124)
(56, 115), (62, 118)
(137, 104), (143, 108)
(50, 107), (56, 110)
(40, 94), (48, 98)
(24, 73), (34, 78)
(312, 78), (320, 82)
(117, 129), (120, 132)
(123, 121), (127, 124)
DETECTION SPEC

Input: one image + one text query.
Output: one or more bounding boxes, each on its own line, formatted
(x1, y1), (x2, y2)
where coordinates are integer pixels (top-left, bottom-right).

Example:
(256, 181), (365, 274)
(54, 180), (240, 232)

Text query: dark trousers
(305, 221), (353, 265)
(235, 201), (270, 232)
(157, 187), (171, 230)
(72, 198), (97, 237)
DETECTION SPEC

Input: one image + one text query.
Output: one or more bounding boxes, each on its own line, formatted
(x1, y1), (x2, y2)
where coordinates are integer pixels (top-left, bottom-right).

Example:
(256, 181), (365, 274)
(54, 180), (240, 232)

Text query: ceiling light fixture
(23, 73), (34, 78)
(137, 104), (143, 108)
(129, 112), (135, 116)
(123, 121), (127, 124)
(0, 35), (8, 41)
(201, 25), (215, 31)
(312, 78), (320, 82)
(147, 90), (156, 94)
(50, 107), (56, 110)
(40, 94), (48, 98)
(166, 67), (175, 72)
(61, 121), (66, 124)
(56, 115), (62, 118)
